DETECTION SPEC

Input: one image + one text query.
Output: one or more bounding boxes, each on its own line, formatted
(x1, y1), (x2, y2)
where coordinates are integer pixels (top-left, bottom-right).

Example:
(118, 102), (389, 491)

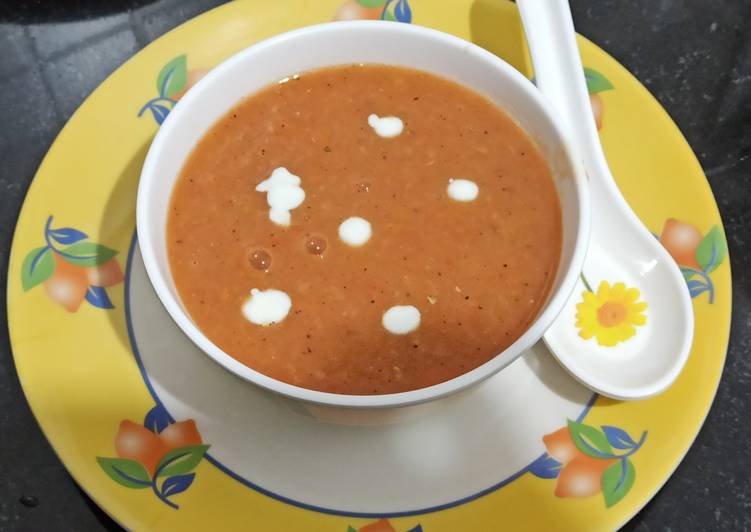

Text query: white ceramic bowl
(137, 21), (589, 408)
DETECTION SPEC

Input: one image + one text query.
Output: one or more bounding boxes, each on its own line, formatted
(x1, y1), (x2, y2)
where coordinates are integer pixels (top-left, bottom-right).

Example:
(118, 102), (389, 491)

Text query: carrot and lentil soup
(167, 65), (561, 395)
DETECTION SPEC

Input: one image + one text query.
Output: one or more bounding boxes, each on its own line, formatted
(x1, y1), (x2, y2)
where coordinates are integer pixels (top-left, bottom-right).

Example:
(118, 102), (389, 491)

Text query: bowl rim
(136, 20), (590, 409)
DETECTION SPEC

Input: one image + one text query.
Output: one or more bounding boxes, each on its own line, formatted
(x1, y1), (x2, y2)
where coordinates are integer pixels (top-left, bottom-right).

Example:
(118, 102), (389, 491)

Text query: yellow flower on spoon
(576, 281), (647, 347)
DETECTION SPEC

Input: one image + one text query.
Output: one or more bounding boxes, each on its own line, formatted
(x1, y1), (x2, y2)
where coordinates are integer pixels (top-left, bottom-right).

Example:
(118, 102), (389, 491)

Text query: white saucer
(127, 238), (594, 515)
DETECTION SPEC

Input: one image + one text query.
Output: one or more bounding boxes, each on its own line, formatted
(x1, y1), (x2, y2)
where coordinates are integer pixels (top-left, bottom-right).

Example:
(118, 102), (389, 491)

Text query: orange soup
(167, 65), (561, 395)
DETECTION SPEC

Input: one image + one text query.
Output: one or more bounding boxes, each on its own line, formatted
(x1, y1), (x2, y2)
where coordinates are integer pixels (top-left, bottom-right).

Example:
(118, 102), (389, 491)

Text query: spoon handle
(516, 0), (618, 202)
(517, 0), (695, 400)
(517, 1), (595, 154)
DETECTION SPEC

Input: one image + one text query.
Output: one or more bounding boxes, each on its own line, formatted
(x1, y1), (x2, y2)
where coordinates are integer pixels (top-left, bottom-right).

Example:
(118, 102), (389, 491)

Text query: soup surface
(168, 65), (561, 395)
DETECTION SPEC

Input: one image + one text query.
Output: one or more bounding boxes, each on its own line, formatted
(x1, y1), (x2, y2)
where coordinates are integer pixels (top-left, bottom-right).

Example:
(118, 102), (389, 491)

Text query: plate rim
(5, 1), (733, 529)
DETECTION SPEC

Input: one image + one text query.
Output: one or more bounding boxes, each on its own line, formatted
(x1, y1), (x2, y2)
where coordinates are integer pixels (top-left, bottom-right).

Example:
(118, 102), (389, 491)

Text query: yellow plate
(7, 1), (731, 530)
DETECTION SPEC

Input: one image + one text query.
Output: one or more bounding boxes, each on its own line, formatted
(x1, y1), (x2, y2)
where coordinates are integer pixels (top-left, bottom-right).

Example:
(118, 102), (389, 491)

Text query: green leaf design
(347, 527), (358, 532)
(155, 444), (210, 478)
(567, 420), (614, 458)
(695, 226), (727, 273)
(59, 242), (117, 267)
(601, 459), (635, 508)
(157, 55), (188, 99)
(584, 67), (614, 94)
(355, 0), (388, 7)
(21, 246), (55, 291)
(97, 457), (151, 489)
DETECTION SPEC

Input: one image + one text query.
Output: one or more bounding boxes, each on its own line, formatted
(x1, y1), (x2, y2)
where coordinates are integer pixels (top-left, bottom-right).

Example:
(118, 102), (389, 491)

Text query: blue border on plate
(124, 233), (598, 518)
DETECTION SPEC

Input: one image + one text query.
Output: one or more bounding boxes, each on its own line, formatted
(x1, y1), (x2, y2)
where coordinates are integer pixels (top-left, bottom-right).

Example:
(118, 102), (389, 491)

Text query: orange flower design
(85, 258), (124, 288)
(21, 216), (123, 312)
(98, 407), (209, 509)
(531, 420), (646, 508)
(114, 419), (202, 475)
(542, 427), (581, 464)
(332, 0), (412, 23)
(555, 455), (616, 498)
(348, 519), (422, 532)
(43, 253), (89, 312)
(114, 420), (166, 476)
(159, 419), (203, 450)
(360, 519), (396, 532)
(657, 218), (727, 303)
(333, 0), (384, 21)
(171, 68), (209, 100)
(543, 425), (616, 499)
(659, 218), (703, 270)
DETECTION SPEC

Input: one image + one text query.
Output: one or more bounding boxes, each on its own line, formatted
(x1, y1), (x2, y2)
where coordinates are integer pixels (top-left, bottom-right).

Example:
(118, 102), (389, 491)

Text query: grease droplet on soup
(250, 249), (272, 271)
(306, 235), (327, 255)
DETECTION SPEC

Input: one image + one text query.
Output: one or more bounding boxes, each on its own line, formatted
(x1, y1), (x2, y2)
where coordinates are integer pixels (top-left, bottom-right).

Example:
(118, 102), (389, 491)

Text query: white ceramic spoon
(517, 0), (694, 399)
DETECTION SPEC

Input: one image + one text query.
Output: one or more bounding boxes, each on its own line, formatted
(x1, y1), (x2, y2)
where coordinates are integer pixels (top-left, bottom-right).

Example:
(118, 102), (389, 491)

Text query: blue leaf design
(527, 453), (563, 479)
(687, 279), (709, 298)
(49, 227), (88, 245)
(85, 286), (114, 309)
(680, 266), (698, 281)
(150, 104), (171, 125)
(407, 526), (423, 532)
(394, 0), (412, 22)
(144, 405), (173, 434)
(161, 473), (195, 498)
(602, 426), (638, 450)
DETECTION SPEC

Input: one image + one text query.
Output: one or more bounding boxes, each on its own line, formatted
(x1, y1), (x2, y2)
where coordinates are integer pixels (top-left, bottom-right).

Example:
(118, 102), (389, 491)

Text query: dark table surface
(1, 1), (749, 530)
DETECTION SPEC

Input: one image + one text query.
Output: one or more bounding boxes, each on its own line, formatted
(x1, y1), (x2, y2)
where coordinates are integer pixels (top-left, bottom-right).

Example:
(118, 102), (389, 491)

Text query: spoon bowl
(517, 0), (694, 399)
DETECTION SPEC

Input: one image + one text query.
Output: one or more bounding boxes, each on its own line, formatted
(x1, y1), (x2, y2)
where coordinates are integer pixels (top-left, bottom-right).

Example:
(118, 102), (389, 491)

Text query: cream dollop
(255, 167), (305, 226)
(367, 114), (404, 138)
(447, 178), (479, 202)
(338, 216), (372, 246)
(382, 305), (421, 335)
(242, 288), (291, 326)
